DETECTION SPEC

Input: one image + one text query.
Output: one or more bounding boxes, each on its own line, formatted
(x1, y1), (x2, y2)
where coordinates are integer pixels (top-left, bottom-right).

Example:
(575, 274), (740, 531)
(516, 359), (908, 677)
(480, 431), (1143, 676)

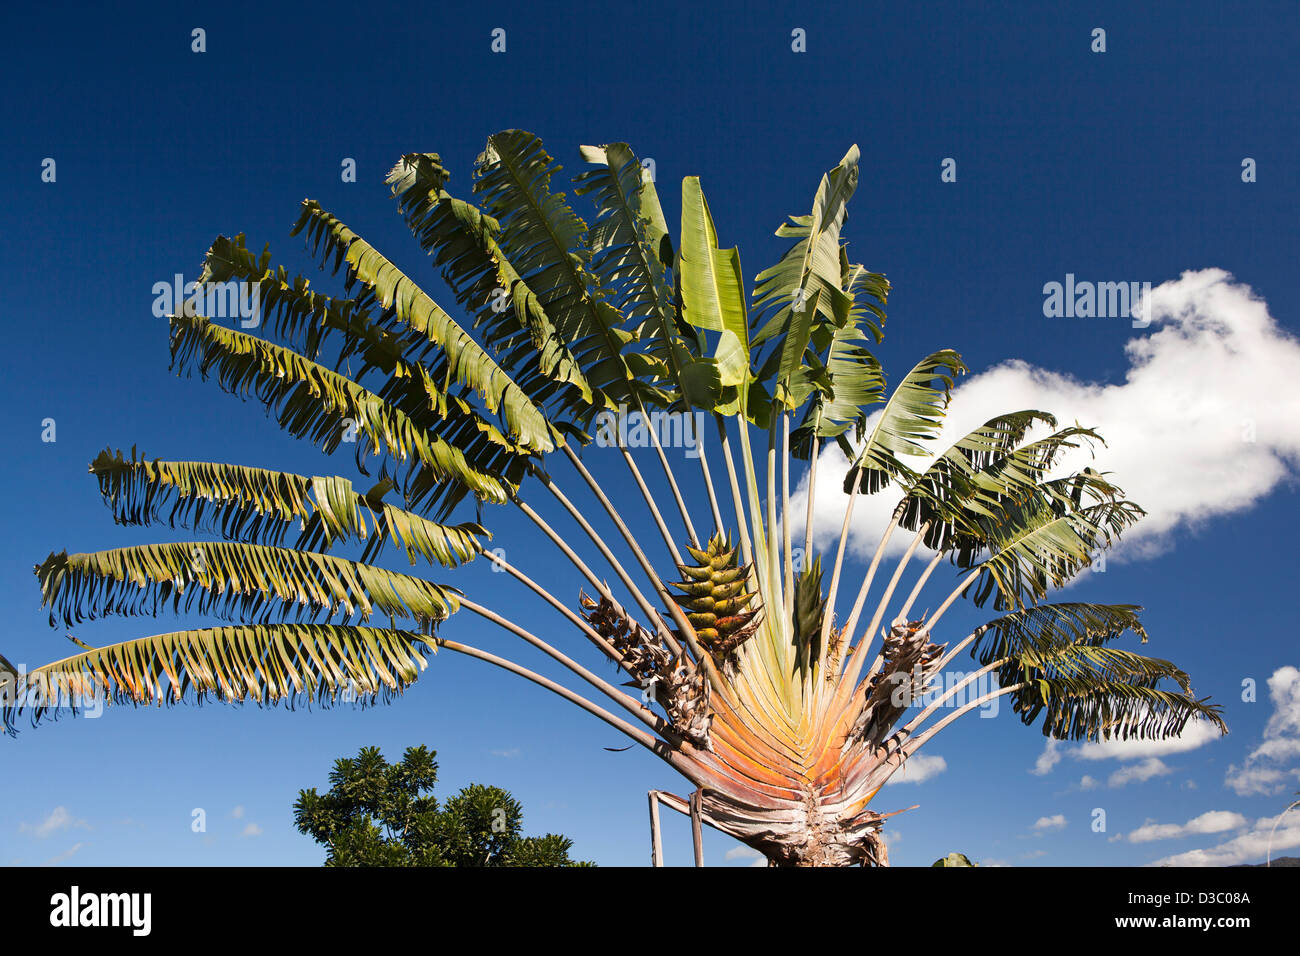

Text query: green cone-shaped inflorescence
(668, 534), (759, 662)
(792, 555), (829, 675)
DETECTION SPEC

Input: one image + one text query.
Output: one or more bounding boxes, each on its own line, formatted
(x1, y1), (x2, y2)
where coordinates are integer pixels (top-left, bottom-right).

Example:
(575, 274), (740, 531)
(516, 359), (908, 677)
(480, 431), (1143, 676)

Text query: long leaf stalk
(458, 596), (666, 733)
(691, 412), (727, 536)
(802, 434), (820, 562)
(619, 444), (684, 567)
(839, 520), (932, 688)
(559, 444), (722, 690)
(633, 395), (700, 549)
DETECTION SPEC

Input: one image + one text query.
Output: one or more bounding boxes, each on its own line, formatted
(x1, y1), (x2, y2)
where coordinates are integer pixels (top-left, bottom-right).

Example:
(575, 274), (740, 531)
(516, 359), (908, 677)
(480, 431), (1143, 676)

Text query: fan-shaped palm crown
(2, 133), (1225, 866)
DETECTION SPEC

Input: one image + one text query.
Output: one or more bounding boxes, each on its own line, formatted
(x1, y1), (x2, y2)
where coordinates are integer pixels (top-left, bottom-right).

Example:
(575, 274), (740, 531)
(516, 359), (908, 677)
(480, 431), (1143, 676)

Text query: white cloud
(1126, 810), (1248, 843)
(1148, 812), (1300, 867)
(491, 748), (522, 759)
(230, 806), (245, 819)
(1224, 765), (1300, 797)
(1029, 719), (1221, 785)
(1227, 666), (1300, 796)
(1030, 740), (1062, 776)
(724, 846), (768, 867)
(1031, 814), (1067, 833)
(42, 842), (86, 867)
(241, 823), (263, 838)
(1263, 667), (1300, 738)
(885, 753), (947, 785)
(794, 270), (1300, 563)
(20, 807), (89, 839)
(1076, 719), (1222, 761)
(1108, 758), (1173, 788)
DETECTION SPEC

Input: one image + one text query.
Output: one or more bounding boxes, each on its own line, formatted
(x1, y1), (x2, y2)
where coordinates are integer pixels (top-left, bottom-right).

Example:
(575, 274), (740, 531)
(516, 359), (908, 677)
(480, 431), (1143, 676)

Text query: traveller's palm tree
(2, 133), (1225, 865)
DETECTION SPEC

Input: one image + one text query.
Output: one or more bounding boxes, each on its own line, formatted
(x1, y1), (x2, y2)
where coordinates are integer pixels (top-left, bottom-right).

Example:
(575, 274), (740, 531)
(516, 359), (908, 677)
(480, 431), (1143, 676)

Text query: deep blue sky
(2, 1), (1297, 867)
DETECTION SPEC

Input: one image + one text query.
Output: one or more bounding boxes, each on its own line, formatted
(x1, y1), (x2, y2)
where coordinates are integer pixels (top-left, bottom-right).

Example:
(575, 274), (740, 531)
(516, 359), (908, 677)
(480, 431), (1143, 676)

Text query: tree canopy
(293, 745), (590, 867)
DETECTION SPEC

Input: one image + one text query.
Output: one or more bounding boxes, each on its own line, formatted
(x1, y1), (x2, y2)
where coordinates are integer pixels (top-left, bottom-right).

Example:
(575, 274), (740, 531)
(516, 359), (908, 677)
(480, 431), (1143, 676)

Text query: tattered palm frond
(2, 624), (431, 734)
(843, 350), (966, 494)
(291, 200), (555, 453)
(752, 145), (867, 353)
(790, 317), (886, 459)
(969, 602), (1149, 666)
(90, 449), (487, 566)
(35, 543), (458, 628)
(965, 493), (1145, 611)
(200, 233), (404, 370)
(1007, 644), (1226, 742)
(386, 152), (597, 418)
(900, 410), (1058, 552)
(199, 232), (535, 516)
(471, 130), (665, 418)
(168, 312), (513, 513)
(575, 143), (719, 411)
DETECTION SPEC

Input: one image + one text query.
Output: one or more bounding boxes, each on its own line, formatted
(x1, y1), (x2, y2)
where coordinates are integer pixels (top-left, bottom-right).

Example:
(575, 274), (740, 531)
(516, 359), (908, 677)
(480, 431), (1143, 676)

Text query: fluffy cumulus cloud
(884, 753), (947, 785)
(793, 269), (1300, 562)
(1125, 810), (1247, 844)
(1029, 718), (1223, 787)
(1147, 811), (1300, 867)
(1226, 666), (1300, 796)
(1031, 813), (1067, 833)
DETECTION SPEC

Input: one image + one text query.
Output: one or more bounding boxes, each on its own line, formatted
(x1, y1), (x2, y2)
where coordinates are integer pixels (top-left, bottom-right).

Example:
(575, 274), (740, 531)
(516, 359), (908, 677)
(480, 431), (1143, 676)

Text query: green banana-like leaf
(291, 200), (554, 453)
(386, 153), (596, 413)
(679, 176), (751, 404)
(35, 542), (459, 628)
(900, 410), (1060, 551)
(965, 492), (1145, 611)
(967, 602), (1224, 741)
(1, 624), (432, 734)
(970, 602), (1150, 666)
(200, 233), (404, 371)
(575, 143), (719, 410)
(471, 130), (663, 418)
(752, 144), (865, 348)
(843, 350), (966, 494)
(1005, 643), (1226, 742)
(90, 449), (487, 567)
(198, 234), (536, 501)
(168, 312), (513, 511)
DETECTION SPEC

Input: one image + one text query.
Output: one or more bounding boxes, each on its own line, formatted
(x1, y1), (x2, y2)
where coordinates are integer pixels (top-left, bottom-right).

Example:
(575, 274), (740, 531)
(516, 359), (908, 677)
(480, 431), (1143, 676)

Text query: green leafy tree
(4, 132), (1226, 866)
(293, 745), (589, 866)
